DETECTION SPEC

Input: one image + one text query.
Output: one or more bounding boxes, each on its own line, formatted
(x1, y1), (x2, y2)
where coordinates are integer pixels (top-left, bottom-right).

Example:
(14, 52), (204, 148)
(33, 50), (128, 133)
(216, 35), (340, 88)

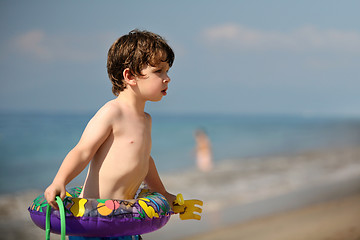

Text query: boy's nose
(163, 76), (170, 83)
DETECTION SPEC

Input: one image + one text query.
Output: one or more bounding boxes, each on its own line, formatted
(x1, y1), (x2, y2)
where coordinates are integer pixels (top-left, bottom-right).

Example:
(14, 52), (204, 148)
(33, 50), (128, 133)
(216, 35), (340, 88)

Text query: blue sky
(1, 0), (360, 116)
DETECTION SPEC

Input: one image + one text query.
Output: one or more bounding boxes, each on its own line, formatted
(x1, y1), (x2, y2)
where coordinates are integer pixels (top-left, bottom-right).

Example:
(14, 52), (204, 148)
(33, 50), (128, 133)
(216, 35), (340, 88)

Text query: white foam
(163, 147), (360, 211)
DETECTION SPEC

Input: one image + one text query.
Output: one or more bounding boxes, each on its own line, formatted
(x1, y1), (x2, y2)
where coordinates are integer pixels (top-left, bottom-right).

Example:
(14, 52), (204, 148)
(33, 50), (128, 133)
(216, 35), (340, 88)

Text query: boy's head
(107, 29), (175, 96)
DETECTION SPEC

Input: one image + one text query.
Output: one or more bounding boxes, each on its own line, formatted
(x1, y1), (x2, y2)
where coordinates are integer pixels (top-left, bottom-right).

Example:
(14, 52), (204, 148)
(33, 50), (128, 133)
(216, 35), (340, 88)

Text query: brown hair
(107, 29), (175, 96)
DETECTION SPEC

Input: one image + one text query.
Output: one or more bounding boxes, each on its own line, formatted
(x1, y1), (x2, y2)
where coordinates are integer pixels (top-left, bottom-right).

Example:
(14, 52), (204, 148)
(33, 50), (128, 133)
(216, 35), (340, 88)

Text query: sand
(182, 193), (360, 240)
(145, 146), (360, 240)
(0, 190), (62, 240)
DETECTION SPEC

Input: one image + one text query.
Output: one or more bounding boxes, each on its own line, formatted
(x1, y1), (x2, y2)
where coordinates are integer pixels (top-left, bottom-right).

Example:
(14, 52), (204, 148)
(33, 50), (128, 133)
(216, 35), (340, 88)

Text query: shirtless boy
(44, 29), (176, 239)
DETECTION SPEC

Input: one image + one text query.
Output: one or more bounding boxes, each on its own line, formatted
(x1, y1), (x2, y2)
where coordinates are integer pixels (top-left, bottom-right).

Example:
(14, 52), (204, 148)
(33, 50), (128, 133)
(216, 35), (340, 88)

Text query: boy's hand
(44, 183), (66, 210)
(163, 192), (177, 209)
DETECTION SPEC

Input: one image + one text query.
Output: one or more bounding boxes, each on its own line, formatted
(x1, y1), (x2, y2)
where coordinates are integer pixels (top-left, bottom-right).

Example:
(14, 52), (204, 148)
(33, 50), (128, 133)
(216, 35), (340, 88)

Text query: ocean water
(1, 112), (360, 194)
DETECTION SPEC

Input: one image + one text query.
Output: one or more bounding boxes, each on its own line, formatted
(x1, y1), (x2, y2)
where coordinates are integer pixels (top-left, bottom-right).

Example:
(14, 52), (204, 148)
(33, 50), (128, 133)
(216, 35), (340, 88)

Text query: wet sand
(181, 193), (360, 240)
(144, 174), (360, 240)
(0, 190), (61, 240)
(145, 146), (360, 240)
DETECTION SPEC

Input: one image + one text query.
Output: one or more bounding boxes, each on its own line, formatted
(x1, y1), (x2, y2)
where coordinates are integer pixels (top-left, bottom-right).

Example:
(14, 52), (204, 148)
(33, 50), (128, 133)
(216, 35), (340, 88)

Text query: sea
(1, 112), (360, 195)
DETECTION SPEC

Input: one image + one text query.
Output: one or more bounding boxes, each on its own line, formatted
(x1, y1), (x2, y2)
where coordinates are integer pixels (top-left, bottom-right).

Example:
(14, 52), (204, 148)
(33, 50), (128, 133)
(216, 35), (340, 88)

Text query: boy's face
(135, 62), (171, 102)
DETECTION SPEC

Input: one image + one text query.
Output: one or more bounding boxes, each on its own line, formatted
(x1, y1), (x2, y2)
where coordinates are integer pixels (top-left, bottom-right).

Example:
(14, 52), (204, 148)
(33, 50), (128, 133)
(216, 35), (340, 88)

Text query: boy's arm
(145, 156), (176, 207)
(45, 107), (113, 209)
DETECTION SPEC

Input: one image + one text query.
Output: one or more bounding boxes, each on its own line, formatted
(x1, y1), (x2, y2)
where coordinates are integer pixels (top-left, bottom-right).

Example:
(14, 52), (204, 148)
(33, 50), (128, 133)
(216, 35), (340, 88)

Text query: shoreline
(146, 146), (360, 239)
(144, 174), (360, 240)
(1, 146), (360, 240)
(182, 192), (360, 240)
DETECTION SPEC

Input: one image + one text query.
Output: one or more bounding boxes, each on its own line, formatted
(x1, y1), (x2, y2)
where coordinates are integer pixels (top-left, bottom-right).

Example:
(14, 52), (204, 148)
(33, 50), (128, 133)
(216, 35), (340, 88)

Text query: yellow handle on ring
(175, 193), (185, 205)
(173, 193), (203, 220)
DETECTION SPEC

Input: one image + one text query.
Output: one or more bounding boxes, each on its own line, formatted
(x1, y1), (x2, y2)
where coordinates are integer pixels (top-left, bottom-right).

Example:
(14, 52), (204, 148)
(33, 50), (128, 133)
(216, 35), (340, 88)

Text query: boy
(44, 29), (176, 240)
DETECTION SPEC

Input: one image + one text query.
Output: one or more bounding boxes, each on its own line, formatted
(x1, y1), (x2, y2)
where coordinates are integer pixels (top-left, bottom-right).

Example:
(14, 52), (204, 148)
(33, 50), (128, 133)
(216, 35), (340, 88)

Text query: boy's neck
(115, 89), (146, 115)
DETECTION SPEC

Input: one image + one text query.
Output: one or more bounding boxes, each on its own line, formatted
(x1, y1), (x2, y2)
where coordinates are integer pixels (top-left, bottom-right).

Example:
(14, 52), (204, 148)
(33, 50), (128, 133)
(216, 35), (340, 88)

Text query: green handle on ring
(46, 196), (66, 240)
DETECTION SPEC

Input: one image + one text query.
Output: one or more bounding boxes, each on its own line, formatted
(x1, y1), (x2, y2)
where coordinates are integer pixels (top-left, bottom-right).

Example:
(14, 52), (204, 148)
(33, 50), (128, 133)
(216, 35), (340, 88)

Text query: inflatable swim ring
(28, 187), (172, 237)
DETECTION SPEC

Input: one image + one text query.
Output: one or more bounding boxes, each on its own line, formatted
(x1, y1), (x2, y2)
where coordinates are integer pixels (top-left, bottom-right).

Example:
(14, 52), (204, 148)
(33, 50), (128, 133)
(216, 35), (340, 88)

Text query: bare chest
(112, 117), (152, 154)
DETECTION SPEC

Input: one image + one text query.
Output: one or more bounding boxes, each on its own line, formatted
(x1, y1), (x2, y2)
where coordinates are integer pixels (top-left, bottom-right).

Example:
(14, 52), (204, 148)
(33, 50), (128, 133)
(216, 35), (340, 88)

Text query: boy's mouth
(161, 88), (168, 96)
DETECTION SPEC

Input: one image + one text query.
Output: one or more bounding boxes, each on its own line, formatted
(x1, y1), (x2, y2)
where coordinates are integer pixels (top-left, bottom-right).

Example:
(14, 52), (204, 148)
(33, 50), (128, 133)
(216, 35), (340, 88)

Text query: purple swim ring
(28, 187), (172, 237)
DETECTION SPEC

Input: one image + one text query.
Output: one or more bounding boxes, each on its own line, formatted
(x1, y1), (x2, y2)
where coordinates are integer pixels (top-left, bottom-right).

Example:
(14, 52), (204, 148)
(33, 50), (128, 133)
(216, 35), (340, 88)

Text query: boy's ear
(123, 68), (137, 86)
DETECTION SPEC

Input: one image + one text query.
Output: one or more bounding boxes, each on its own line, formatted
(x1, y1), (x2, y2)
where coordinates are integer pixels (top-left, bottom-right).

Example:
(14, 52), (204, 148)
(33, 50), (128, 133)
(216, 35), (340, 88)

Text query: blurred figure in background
(195, 129), (213, 172)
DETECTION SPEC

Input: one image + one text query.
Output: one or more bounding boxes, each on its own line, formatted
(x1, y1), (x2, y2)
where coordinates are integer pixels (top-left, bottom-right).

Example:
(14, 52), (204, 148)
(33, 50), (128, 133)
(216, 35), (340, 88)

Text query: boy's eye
(155, 68), (165, 73)
(153, 66), (169, 73)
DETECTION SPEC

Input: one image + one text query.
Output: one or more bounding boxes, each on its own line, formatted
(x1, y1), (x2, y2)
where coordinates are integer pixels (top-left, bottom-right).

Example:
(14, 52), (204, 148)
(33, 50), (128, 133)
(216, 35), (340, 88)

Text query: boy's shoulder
(93, 100), (124, 122)
(94, 100), (152, 125)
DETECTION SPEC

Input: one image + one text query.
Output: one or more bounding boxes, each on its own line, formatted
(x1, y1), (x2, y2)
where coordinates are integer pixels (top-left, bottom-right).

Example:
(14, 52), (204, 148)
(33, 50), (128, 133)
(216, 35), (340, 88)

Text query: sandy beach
(1, 146), (360, 240)
(146, 146), (360, 240)
(181, 193), (360, 240)
(143, 174), (360, 240)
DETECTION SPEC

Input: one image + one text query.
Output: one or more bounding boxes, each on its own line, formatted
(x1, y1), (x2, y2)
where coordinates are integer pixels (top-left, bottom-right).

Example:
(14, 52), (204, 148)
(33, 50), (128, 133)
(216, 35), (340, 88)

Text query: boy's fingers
(59, 190), (66, 200)
(46, 195), (59, 210)
(45, 191), (59, 210)
(49, 200), (59, 210)
(50, 198), (59, 210)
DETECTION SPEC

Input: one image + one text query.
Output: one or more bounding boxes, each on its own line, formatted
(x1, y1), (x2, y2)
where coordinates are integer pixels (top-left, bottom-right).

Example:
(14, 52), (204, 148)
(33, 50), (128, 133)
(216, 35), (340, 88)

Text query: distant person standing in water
(195, 129), (213, 172)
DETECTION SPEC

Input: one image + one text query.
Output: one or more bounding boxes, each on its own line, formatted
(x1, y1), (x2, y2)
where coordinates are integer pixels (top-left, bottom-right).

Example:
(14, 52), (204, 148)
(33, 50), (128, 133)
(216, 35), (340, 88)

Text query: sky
(1, 0), (360, 116)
